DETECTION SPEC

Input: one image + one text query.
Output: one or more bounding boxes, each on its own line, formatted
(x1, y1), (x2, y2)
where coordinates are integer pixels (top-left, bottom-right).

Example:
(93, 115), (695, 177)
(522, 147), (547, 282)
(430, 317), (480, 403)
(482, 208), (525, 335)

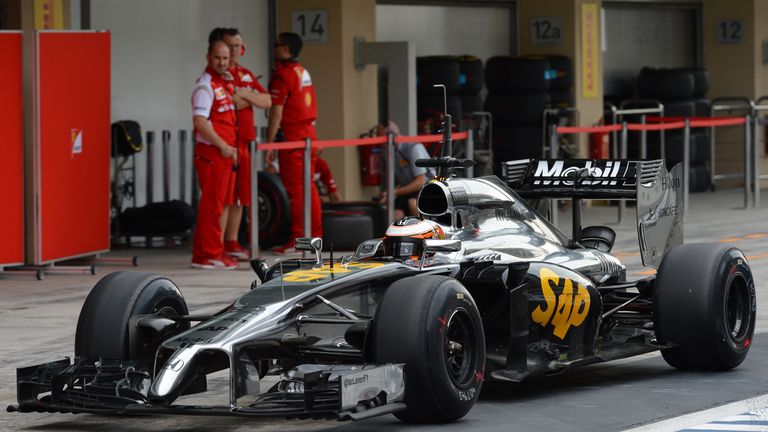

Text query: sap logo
(532, 267), (591, 340)
(532, 160), (627, 186)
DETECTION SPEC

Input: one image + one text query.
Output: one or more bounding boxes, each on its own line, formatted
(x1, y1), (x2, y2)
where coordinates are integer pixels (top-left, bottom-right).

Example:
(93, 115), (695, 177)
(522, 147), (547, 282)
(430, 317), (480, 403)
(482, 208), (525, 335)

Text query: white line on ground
(623, 394), (768, 432)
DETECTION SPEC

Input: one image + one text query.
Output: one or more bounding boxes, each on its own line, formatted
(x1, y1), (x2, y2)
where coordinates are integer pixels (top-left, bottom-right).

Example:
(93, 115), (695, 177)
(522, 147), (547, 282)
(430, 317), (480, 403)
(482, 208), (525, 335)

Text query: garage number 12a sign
(292, 10), (328, 43)
(532, 17), (563, 45)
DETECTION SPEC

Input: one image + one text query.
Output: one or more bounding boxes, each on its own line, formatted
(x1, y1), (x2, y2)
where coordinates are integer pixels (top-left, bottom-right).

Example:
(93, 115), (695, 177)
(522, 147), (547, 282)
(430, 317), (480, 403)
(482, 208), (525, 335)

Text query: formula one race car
(9, 118), (756, 423)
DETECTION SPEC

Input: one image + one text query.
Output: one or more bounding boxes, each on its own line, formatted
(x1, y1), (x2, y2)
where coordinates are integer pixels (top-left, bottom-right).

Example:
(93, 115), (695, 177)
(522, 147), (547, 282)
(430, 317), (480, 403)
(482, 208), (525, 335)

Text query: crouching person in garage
(376, 121), (434, 220)
(266, 32), (322, 254)
(189, 38), (238, 269)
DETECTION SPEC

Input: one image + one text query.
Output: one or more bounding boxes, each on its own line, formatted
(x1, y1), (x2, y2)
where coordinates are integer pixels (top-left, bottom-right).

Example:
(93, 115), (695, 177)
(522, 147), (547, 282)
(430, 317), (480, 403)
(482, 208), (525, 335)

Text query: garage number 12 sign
(292, 10), (328, 43)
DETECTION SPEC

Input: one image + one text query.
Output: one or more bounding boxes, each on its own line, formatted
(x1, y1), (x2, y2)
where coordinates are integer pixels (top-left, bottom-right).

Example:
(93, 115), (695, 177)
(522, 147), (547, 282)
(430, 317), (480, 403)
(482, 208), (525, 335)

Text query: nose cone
(149, 347), (200, 403)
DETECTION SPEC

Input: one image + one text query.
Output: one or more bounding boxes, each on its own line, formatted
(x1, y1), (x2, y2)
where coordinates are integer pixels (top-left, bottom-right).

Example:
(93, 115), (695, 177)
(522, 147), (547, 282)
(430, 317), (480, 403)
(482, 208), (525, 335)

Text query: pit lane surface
(2, 188), (768, 432)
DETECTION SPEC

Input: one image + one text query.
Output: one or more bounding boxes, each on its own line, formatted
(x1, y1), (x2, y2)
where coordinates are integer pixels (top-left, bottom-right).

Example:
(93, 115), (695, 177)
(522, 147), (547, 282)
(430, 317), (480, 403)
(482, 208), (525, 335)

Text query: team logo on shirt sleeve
(241, 73), (253, 83)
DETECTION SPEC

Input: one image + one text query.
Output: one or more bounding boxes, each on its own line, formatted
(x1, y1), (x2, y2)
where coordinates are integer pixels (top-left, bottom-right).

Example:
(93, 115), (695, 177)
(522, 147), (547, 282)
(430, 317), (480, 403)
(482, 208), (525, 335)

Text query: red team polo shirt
(192, 66), (237, 146)
(230, 63), (267, 142)
(269, 60), (317, 133)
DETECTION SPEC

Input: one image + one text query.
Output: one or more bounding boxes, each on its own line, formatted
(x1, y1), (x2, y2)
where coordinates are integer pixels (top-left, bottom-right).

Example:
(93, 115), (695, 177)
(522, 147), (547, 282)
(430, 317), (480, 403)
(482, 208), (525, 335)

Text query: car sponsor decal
(531, 267), (591, 339)
(532, 160), (634, 187)
(282, 262), (384, 283)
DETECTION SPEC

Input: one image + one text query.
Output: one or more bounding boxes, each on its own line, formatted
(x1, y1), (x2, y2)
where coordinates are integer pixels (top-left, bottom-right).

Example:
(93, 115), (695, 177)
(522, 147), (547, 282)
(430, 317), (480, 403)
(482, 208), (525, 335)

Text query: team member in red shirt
(190, 37), (238, 269)
(221, 28), (271, 261)
(266, 32), (322, 253)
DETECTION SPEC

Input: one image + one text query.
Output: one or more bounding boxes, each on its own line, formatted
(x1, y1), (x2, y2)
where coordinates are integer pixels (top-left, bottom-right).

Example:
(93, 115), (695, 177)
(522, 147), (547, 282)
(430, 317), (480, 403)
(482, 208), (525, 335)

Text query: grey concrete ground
(1, 187), (767, 431)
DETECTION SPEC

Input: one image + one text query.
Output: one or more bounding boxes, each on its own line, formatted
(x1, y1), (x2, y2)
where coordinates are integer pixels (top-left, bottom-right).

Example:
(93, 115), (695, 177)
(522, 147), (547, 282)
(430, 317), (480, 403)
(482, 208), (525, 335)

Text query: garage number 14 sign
(292, 10), (328, 43)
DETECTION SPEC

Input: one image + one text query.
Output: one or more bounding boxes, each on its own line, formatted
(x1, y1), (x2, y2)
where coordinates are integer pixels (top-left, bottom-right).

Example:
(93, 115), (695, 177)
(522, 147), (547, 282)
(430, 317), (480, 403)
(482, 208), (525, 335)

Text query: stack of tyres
(416, 56), (485, 156)
(637, 67), (711, 192)
(484, 55), (573, 175)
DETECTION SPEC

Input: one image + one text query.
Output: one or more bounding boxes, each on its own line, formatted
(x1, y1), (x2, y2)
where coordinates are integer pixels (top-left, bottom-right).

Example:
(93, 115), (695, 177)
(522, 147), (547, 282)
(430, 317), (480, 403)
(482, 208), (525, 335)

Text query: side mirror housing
(354, 239), (384, 260)
(580, 226), (616, 253)
(295, 237), (323, 266)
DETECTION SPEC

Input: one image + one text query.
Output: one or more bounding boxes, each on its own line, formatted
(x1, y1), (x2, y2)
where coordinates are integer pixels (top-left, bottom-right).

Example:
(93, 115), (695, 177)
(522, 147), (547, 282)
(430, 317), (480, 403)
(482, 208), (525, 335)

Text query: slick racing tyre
(654, 244), (756, 370)
(75, 271), (190, 366)
(372, 275), (485, 423)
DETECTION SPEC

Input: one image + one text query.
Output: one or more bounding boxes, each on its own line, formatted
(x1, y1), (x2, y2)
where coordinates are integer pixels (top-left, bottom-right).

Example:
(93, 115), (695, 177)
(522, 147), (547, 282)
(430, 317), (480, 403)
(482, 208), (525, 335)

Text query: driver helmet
(383, 217), (446, 260)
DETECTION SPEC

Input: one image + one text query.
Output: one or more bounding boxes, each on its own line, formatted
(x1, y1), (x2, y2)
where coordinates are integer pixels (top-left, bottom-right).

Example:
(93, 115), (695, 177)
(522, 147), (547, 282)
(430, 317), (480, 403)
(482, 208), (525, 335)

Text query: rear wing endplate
(502, 159), (683, 268)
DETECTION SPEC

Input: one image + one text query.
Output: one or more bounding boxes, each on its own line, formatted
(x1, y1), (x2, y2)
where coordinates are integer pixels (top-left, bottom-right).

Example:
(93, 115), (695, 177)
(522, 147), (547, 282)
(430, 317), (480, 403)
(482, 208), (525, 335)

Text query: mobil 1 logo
(532, 16), (563, 45)
(292, 10), (328, 43)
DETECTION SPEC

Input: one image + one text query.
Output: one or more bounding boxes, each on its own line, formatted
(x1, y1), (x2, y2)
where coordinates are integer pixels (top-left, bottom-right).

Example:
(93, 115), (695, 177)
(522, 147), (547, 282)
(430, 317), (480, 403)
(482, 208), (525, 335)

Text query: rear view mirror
(580, 226), (616, 253)
(295, 237), (323, 266)
(295, 237), (322, 252)
(353, 239), (383, 260)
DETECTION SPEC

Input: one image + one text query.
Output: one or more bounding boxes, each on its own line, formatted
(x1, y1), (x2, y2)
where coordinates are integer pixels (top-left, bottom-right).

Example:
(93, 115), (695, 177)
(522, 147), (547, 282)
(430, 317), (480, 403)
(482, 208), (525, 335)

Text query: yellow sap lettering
(550, 279), (573, 339)
(567, 284), (590, 329)
(281, 262), (384, 283)
(532, 267), (558, 326)
(533, 267), (592, 340)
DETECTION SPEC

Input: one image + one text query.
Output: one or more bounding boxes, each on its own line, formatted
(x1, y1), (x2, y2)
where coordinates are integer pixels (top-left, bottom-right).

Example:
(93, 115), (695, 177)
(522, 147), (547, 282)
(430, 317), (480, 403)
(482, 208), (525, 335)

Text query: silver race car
(9, 118), (756, 423)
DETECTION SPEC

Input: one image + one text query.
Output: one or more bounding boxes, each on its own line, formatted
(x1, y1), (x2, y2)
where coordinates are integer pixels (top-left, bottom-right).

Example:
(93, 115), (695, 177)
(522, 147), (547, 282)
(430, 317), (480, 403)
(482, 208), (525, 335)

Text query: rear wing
(501, 159), (662, 199)
(501, 158), (683, 269)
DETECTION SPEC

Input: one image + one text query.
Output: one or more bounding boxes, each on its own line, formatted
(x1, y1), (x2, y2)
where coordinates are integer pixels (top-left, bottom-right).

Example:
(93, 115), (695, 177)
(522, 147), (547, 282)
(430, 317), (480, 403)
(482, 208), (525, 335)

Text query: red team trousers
(279, 123), (322, 242)
(192, 143), (236, 261)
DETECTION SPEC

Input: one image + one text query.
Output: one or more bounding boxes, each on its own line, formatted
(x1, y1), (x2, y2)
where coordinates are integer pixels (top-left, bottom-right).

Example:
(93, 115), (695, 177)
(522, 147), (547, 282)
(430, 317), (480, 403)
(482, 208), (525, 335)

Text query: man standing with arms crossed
(266, 32), (322, 253)
(221, 28), (271, 261)
(190, 38), (238, 269)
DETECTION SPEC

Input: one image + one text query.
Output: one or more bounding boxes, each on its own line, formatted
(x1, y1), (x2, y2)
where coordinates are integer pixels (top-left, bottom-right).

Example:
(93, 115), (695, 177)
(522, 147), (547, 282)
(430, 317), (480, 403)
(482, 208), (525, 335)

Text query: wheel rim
(724, 274), (751, 344)
(444, 307), (477, 387)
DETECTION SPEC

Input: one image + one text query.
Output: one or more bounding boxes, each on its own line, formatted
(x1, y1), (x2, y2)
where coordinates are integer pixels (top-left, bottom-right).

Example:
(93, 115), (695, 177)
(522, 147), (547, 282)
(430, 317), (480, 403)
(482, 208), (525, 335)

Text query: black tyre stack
(637, 67), (711, 192)
(416, 56), (484, 155)
(484, 55), (573, 174)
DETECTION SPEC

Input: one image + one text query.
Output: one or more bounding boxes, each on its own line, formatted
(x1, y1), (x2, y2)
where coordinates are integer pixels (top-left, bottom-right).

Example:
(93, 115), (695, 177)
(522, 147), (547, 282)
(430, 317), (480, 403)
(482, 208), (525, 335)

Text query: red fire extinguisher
(590, 117), (610, 159)
(359, 145), (383, 186)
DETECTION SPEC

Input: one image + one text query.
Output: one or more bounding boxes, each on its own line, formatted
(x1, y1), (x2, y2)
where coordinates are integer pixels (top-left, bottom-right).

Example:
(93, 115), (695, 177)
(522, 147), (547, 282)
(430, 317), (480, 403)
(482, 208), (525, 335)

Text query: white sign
(532, 17), (563, 45)
(292, 10), (328, 43)
(716, 20), (744, 44)
(71, 128), (83, 156)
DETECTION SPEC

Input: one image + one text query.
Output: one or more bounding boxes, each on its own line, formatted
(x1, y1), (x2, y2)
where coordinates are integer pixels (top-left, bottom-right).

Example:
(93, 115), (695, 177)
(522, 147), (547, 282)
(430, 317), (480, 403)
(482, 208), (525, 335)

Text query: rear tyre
(372, 275), (485, 423)
(75, 271), (189, 365)
(654, 244), (756, 371)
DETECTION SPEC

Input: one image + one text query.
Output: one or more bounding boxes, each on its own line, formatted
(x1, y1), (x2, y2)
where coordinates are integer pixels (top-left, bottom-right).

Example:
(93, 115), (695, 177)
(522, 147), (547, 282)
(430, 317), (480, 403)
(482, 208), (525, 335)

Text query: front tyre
(371, 275), (485, 423)
(75, 271), (189, 365)
(654, 244), (756, 370)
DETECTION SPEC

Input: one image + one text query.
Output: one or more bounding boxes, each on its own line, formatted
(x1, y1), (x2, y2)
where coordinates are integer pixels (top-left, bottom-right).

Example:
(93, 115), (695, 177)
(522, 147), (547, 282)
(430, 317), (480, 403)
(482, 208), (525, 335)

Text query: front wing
(8, 357), (406, 422)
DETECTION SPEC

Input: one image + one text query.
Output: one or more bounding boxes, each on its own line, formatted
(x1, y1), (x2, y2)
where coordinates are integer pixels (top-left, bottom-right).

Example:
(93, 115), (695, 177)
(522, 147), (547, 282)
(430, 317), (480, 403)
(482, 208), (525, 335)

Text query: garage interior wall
(376, 4), (514, 61)
(601, 3), (698, 101)
(91, 0), (270, 207)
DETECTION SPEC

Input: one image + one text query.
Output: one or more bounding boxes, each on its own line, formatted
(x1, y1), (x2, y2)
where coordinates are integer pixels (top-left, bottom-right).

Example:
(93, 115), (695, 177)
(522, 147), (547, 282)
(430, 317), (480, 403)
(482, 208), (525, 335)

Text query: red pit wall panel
(0, 32), (24, 266)
(35, 32), (111, 264)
